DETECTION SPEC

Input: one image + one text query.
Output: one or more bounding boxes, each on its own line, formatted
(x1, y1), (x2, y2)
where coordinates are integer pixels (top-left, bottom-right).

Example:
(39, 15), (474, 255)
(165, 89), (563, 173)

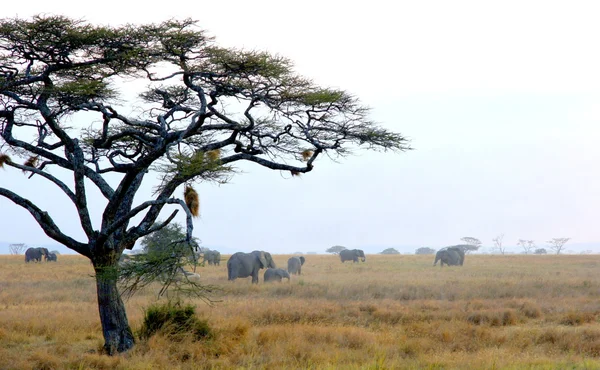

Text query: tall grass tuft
(138, 300), (212, 341)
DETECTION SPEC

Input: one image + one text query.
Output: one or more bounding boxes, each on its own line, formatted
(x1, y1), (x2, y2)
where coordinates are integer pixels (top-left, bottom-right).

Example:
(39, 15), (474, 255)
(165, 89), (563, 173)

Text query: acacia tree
(491, 233), (506, 255)
(460, 237), (482, 253)
(517, 239), (535, 254)
(8, 242), (27, 254)
(0, 16), (409, 354)
(547, 238), (570, 255)
(415, 247), (436, 255)
(326, 245), (347, 255)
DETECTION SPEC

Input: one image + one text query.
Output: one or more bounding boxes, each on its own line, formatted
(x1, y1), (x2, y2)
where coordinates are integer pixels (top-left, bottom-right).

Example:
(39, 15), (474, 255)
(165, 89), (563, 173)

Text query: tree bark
(94, 263), (135, 355)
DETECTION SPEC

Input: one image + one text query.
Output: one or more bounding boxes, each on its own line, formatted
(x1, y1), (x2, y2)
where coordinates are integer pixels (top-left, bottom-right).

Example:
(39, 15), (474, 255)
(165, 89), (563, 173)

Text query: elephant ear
(266, 252), (276, 268)
(258, 252), (268, 268)
(300, 256), (305, 265)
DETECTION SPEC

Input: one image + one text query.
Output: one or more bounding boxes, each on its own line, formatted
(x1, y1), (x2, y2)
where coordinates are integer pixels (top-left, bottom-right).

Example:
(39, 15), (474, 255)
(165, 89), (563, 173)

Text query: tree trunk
(94, 263), (135, 355)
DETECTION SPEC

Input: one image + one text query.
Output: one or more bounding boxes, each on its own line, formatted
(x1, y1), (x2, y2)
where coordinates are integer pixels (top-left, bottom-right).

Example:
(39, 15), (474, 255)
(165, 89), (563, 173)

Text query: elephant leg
(252, 271), (259, 284)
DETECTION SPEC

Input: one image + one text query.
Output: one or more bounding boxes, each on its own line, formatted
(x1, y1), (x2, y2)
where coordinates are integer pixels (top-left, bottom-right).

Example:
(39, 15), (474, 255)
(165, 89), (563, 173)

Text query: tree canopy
(380, 248), (400, 254)
(0, 15), (409, 354)
(326, 245), (347, 255)
(415, 247), (436, 255)
(459, 237), (482, 253)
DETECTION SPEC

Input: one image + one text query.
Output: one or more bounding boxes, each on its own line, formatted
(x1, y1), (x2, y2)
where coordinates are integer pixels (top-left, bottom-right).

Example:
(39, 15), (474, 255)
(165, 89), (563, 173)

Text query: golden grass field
(2, 253), (600, 369)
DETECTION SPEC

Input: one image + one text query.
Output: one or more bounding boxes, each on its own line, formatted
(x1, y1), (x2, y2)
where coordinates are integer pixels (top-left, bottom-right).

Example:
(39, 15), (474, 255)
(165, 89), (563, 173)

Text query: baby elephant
(264, 268), (291, 283)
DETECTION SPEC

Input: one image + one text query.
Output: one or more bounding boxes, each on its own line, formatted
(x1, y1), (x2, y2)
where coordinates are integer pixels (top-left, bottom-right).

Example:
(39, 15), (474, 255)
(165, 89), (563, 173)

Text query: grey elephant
(46, 252), (58, 262)
(287, 256), (305, 275)
(25, 247), (49, 262)
(340, 249), (366, 263)
(203, 250), (221, 266)
(264, 268), (291, 283)
(227, 250), (276, 284)
(433, 246), (465, 267)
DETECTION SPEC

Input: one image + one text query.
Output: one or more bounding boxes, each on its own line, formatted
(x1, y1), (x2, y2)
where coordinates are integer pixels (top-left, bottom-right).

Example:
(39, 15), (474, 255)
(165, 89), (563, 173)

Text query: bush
(138, 300), (212, 341)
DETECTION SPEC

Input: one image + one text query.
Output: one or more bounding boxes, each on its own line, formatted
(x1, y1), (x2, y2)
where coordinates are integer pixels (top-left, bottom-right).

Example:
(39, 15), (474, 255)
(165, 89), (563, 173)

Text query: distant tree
(460, 237), (482, 253)
(491, 234), (506, 254)
(380, 248), (400, 255)
(293, 252), (303, 255)
(326, 246), (347, 255)
(547, 238), (571, 255)
(534, 248), (547, 255)
(8, 243), (27, 255)
(517, 239), (535, 254)
(415, 247), (436, 255)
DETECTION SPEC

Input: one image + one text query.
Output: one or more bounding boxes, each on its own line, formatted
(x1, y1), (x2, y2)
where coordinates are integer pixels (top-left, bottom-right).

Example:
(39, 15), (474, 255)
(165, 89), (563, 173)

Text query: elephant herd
(224, 251), (310, 284)
(215, 246), (466, 284)
(24, 247), (58, 263)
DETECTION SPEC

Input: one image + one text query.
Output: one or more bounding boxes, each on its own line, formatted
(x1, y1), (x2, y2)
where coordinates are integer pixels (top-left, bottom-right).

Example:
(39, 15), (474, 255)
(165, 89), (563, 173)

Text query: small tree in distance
(547, 238), (571, 255)
(491, 234), (506, 255)
(534, 248), (547, 255)
(517, 239), (535, 254)
(0, 16), (409, 354)
(460, 237), (482, 253)
(415, 247), (436, 255)
(8, 243), (27, 255)
(326, 246), (347, 255)
(380, 248), (400, 254)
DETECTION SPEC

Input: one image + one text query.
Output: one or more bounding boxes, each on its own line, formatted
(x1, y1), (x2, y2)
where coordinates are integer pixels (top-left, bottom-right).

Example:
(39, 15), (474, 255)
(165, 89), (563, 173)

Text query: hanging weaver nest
(23, 156), (39, 172)
(301, 150), (313, 162)
(184, 185), (200, 218)
(0, 154), (11, 168)
(206, 149), (220, 162)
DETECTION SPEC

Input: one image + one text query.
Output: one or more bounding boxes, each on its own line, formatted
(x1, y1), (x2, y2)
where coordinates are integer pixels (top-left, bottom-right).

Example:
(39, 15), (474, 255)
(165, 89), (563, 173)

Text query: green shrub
(138, 300), (212, 341)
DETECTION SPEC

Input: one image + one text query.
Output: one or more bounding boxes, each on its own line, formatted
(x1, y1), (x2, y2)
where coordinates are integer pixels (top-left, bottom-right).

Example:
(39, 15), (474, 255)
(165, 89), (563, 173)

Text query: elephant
(433, 246), (465, 267)
(25, 247), (49, 262)
(227, 250), (276, 284)
(340, 249), (366, 263)
(264, 268), (291, 283)
(46, 252), (58, 262)
(287, 256), (305, 275)
(203, 250), (221, 266)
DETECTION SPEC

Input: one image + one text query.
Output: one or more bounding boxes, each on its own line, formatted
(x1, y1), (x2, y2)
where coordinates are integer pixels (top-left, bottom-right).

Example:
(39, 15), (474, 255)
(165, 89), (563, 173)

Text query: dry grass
(2, 253), (600, 369)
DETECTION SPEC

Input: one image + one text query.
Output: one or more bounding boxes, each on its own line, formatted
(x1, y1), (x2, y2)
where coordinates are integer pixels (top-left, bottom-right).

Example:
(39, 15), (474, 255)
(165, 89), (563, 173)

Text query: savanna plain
(2, 253), (600, 369)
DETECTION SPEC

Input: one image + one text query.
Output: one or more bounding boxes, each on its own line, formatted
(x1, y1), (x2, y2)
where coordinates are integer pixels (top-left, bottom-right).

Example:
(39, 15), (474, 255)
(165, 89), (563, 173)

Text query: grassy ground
(1, 253), (600, 369)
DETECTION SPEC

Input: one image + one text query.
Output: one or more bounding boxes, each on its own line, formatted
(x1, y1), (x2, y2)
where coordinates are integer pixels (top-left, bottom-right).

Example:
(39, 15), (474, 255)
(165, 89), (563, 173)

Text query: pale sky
(1, 1), (600, 254)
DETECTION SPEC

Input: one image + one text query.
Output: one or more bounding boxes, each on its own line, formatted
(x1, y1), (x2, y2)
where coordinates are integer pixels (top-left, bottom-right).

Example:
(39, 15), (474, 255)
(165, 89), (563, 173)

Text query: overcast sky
(1, 1), (600, 254)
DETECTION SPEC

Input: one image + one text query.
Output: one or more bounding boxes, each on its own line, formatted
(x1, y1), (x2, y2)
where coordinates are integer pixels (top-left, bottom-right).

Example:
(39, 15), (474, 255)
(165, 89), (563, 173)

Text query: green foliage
(204, 47), (292, 78)
(138, 300), (212, 341)
(380, 248), (400, 255)
(296, 89), (345, 106)
(140, 222), (198, 258)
